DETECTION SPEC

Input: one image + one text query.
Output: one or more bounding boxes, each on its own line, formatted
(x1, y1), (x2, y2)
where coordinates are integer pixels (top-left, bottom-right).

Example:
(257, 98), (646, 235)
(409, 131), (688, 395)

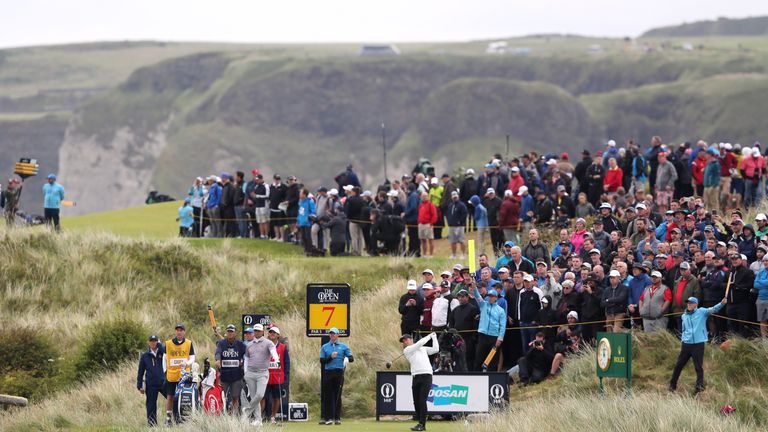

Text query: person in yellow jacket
(428, 177), (445, 239)
(163, 323), (195, 426)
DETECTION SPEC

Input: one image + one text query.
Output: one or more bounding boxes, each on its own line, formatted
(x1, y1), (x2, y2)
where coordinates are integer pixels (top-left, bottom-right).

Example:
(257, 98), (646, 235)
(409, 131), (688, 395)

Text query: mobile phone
(711, 209), (718, 216)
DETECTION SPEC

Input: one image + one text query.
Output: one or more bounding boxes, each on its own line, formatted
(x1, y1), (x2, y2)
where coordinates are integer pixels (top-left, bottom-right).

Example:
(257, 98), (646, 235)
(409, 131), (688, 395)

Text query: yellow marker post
(468, 239), (476, 274)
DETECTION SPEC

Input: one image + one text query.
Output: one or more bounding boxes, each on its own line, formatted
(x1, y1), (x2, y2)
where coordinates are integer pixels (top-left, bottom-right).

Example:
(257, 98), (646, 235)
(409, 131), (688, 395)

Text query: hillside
(643, 16), (768, 38)
(2, 30), (768, 214)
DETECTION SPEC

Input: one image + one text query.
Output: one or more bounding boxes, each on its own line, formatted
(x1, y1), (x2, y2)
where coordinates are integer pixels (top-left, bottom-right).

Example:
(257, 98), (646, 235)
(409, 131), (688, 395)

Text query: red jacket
(603, 167), (623, 192)
(507, 174), (525, 196)
(720, 152), (736, 177)
(268, 342), (286, 385)
(499, 198), (520, 229)
(417, 201), (438, 225)
(692, 156), (706, 186)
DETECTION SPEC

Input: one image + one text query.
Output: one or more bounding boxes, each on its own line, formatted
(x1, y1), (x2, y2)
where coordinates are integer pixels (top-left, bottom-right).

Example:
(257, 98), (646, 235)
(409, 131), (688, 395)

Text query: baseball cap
(175, 323), (185, 330)
(607, 139), (616, 147)
(440, 280), (451, 289)
(557, 185), (566, 192)
(47, 173), (57, 180)
(407, 280), (417, 291)
(686, 297), (699, 304)
(589, 248), (601, 255)
(741, 254), (748, 261)
(440, 270), (451, 277)
(498, 267), (510, 273)
(329, 327), (339, 334)
(523, 274), (534, 282)
(541, 297), (549, 304)
(581, 262), (592, 270)
(430, 177), (438, 185)
(251, 169), (260, 176)
(226, 324), (236, 332)
(567, 311), (579, 321)
(599, 203), (612, 210)
(148, 335), (158, 341)
(399, 334), (413, 342)
(679, 261), (690, 270)
(456, 289), (469, 297)
(757, 213), (768, 222)
(422, 269), (434, 276)
(422, 283), (434, 290)
(518, 186), (528, 196)
(342, 184), (354, 191)
(451, 190), (459, 197)
(244, 327), (254, 334)
(465, 168), (475, 175)
(328, 188), (339, 196)
(651, 271), (662, 278)
(635, 203), (647, 210)
(253, 324), (264, 332)
(362, 190), (372, 197)
(704, 225), (714, 232)
(717, 241), (726, 247)
(547, 159), (557, 165)
(486, 188), (495, 195)
(487, 290), (498, 297)
(317, 186), (328, 193)
(452, 264), (463, 271)
(268, 327), (281, 334)
(609, 270), (620, 278)
(504, 240), (514, 248)
(511, 166), (520, 172)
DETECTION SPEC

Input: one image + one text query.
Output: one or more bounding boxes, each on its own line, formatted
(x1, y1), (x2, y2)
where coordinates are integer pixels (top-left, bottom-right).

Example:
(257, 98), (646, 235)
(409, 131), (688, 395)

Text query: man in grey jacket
(242, 324), (280, 425)
(655, 151), (678, 211)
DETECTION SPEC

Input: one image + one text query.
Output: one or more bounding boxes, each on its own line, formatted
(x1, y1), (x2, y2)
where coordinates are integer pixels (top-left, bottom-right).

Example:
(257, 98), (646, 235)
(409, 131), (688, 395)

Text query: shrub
(0, 327), (61, 401)
(73, 317), (147, 381)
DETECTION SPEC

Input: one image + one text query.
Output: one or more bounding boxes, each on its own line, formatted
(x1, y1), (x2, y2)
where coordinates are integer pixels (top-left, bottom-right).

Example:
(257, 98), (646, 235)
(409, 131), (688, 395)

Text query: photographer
(435, 328), (467, 372)
(515, 332), (554, 385)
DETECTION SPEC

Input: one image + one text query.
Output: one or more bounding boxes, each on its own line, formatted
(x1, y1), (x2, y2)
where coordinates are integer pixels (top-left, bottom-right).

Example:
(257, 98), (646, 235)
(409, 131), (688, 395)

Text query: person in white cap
(637, 270), (672, 332)
(755, 213), (768, 239)
(483, 187), (503, 253)
(518, 185), (535, 232)
(460, 169), (478, 231)
(428, 177), (444, 240)
(399, 280), (424, 340)
(742, 146), (765, 207)
(266, 326), (289, 424)
(602, 269), (629, 332)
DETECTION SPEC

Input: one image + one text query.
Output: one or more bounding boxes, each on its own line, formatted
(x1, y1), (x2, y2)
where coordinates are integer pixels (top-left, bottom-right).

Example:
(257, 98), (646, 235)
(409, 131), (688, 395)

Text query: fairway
(263, 419), (457, 431)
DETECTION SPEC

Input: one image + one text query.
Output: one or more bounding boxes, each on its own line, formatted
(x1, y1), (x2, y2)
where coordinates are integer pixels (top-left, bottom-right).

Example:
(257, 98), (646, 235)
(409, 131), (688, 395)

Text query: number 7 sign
(306, 284), (351, 337)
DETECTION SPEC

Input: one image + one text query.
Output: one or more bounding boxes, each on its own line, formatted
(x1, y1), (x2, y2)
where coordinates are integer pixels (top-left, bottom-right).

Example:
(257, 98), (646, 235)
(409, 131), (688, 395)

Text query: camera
(435, 329), (466, 372)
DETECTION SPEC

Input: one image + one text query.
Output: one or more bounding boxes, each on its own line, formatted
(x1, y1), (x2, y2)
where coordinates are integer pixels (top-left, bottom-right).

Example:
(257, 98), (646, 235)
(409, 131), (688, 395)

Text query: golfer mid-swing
(400, 332), (439, 432)
(669, 296), (726, 394)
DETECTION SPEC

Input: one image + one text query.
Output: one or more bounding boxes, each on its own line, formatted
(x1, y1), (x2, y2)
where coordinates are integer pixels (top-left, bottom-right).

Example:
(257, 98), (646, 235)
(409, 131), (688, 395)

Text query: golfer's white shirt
(404, 333), (439, 376)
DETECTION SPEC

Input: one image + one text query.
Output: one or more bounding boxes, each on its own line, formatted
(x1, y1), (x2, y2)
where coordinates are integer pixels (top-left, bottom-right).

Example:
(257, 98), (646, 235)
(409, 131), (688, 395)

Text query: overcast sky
(1, 0), (767, 48)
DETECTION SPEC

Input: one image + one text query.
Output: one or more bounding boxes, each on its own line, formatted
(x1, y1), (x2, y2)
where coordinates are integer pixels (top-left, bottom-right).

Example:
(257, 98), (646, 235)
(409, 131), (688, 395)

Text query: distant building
(359, 45), (400, 56)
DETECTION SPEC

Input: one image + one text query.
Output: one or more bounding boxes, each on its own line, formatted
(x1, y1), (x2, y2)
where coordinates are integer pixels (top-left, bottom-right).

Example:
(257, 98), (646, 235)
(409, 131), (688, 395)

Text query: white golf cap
(407, 280), (418, 291)
(724, 143), (732, 150)
(757, 213), (768, 221)
(651, 271), (662, 278)
(422, 283), (434, 290)
(541, 297), (549, 304)
(589, 248), (601, 255)
(635, 203), (647, 210)
(504, 190), (513, 197)
(523, 274), (534, 282)
(486, 188), (495, 195)
(517, 186), (528, 196)
(362, 190), (372, 197)
(511, 166), (520, 172)
(328, 188), (339, 196)
(422, 269), (434, 275)
(387, 190), (398, 197)
(466, 168), (475, 175)
(567, 311), (579, 320)
(609, 270), (621, 278)
(741, 254), (748, 261)
(253, 324), (264, 331)
(430, 177), (438, 185)
(754, 147), (762, 156)
(546, 159), (557, 165)
(268, 326), (280, 334)
(607, 139), (616, 147)
(343, 184), (354, 191)
(440, 270), (451, 277)
(498, 267), (509, 273)
(581, 262), (592, 270)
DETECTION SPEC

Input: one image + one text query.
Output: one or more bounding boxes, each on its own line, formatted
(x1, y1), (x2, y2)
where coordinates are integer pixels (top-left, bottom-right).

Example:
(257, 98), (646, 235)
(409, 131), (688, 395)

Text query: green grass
(63, 201), (180, 238)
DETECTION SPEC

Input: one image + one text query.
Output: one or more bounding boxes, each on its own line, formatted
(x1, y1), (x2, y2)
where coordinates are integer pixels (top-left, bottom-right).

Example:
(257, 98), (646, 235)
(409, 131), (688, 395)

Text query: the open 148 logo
(427, 384), (469, 406)
(317, 289), (340, 303)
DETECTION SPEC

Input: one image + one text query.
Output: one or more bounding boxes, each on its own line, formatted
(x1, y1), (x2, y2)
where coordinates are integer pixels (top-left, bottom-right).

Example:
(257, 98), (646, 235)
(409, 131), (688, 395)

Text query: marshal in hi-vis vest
(165, 338), (192, 382)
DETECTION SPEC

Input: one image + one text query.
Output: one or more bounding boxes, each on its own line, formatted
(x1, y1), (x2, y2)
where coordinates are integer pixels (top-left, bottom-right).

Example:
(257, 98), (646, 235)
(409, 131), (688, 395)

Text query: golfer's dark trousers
(407, 225), (420, 256)
(321, 369), (344, 421)
(474, 333), (498, 371)
(669, 342), (705, 390)
(145, 385), (164, 426)
(412, 374), (432, 426)
(44, 208), (60, 231)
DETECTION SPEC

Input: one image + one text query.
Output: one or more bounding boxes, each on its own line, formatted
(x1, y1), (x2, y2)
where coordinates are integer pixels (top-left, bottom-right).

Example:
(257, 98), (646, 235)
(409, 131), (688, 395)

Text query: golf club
(385, 353), (405, 369)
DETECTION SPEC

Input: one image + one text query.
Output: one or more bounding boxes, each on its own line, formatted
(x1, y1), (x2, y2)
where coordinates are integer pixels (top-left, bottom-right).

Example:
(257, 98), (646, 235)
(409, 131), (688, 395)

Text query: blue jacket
(703, 159), (721, 188)
(628, 273), (651, 305)
(681, 303), (724, 344)
(207, 183), (221, 208)
(42, 182), (65, 209)
(473, 287), (506, 340)
(602, 283), (630, 315)
(445, 200), (468, 227)
(755, 268), (768, 301)
(178, 204), (194, 228)
(469, 195), (488, 228)
(136, 346), (165, 390)
(404, 191), (420, 224)
(297, 197), (316, 227)
(319, 341), (353, 371)
(520, 194), (535, 222)
(550, 243), (574, 260)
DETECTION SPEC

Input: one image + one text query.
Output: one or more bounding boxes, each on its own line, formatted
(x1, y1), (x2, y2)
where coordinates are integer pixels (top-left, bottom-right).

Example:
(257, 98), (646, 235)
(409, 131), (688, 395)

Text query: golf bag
(201, 359), (225, 416)
(173, 370), (200, 423)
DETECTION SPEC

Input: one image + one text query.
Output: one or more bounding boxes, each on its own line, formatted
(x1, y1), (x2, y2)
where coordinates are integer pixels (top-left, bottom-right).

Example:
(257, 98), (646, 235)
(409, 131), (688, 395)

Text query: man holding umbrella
(669, 296), (726, 394)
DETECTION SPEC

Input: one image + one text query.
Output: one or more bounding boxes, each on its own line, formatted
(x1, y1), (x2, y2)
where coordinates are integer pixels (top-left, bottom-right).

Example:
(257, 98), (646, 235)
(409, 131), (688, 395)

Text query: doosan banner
(376, 372), (508, 419)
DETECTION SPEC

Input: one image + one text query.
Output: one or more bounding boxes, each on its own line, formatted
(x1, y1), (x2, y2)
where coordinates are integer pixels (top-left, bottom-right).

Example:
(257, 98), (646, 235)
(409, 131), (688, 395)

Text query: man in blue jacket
(42, 173), (65, 231)
(404, 184), (421, 257)
(136, 335), (165, 426)
(472, 282), (506, 371)
(669, 296), (726, 394)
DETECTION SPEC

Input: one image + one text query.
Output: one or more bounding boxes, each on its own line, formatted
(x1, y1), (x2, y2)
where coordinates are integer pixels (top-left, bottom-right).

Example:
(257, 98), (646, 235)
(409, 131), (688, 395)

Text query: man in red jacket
(500, 190), (520, 246)
(418, 192), (438, 258)
(266, 327), (289, 424)
(603, 157), (623, 193)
